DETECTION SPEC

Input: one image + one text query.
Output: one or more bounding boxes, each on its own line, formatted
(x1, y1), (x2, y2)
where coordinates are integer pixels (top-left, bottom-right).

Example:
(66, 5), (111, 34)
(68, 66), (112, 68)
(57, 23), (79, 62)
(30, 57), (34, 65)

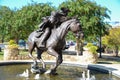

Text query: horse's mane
(51, 18), (79, 40)
(58, 18), (78, 30)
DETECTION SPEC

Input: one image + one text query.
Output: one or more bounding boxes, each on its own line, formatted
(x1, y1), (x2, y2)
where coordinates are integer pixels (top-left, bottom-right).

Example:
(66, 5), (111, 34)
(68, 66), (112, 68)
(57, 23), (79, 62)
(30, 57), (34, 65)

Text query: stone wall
(4, 48), (30, 60)
(4, 49), (98, 64)
(42, 52), (98, 64)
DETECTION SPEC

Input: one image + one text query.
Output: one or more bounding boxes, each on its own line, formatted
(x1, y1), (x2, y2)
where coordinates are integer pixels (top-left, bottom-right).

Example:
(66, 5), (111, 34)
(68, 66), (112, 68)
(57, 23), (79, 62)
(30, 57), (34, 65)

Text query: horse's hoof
(44, 69), (58, 75)
(31, 68), (40, 74)
(31, 65), (46, 74)
(40, 68), (46, 74)
(44, 69), (51, 74)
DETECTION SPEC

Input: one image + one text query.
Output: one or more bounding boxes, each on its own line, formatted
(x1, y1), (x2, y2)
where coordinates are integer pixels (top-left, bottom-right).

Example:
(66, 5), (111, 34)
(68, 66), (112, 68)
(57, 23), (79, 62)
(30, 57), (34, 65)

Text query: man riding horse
(36, 7), (70, 47)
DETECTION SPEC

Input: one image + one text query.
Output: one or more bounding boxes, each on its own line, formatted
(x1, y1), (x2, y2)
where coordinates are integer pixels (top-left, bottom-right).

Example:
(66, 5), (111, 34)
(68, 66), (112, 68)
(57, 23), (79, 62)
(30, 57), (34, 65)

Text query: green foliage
(85, 43), (93, 48)
(7, 40), (18, 49)
(0, 0), (111, 43)
(59, 0), (111, 41)
(109, 28), (120, 45)
(84, 43), (98, 54)
(0, 6), (14, 42)
(102, 27), (120, 48)
(8, 40), (16, 45)
(66, 31), (76, 41)
(11, 3), (54, 41)
(0, 3), (54, 42)
(0, 51), (3, 60)
(89, 46), (98, 54)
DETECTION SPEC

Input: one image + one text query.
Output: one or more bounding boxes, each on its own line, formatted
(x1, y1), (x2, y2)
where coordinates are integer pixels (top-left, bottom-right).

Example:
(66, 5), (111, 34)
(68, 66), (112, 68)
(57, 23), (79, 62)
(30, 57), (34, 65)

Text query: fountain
(0, 61), (120, 80)
(1, 8), (119, 80)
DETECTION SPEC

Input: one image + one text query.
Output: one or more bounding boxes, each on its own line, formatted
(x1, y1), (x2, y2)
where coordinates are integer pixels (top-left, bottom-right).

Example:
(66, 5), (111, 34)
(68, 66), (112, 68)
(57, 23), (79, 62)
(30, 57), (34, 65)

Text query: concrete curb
(88, 64), (120, 78)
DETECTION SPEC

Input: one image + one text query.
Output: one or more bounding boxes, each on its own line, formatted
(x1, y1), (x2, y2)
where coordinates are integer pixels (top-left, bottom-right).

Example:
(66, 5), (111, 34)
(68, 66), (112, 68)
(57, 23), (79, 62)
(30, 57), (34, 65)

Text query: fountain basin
(0, 60), (120, 80)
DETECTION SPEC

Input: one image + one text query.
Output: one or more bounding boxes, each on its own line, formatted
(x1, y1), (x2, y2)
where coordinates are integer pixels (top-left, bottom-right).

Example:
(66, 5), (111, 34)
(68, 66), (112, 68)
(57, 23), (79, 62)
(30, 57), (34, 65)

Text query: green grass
(0, 51), (3, 60)
(98, 57), (120, 64)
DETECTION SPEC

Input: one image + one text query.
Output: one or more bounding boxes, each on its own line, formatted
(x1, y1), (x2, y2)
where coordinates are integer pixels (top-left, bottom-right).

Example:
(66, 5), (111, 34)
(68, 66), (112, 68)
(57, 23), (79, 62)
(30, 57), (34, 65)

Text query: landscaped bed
(0, 50), (120, 64)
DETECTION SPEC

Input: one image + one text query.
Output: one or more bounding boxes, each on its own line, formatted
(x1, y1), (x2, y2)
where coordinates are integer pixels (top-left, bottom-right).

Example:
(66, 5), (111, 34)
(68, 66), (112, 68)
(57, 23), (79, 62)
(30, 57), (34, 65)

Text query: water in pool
(0, 64), (119, 80)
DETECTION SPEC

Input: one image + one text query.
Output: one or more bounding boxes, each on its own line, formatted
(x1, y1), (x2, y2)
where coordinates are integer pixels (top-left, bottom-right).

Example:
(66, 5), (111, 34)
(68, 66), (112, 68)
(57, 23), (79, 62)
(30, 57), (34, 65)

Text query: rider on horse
(36, 7), (70, 47)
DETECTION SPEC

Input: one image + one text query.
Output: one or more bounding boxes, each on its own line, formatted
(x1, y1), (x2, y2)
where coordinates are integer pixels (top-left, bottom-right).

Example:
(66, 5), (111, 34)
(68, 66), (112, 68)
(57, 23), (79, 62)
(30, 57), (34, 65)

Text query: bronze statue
(36, 7), (70, 47)
(28, 17), (83, 74)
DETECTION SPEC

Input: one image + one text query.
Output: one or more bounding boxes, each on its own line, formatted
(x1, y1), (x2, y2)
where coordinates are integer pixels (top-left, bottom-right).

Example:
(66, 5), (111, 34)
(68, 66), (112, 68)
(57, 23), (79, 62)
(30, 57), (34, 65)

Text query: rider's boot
(38, 28), (50, 48)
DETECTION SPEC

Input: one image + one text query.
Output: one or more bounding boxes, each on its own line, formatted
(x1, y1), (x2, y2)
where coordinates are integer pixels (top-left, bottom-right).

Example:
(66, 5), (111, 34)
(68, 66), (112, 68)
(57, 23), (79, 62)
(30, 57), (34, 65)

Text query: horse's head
(69, 19), (84, 39)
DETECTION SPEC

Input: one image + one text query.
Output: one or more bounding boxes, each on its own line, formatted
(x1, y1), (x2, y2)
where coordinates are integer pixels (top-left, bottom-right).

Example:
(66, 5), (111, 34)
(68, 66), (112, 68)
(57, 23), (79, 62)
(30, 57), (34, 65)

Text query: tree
(59, 0), (111, 57)
(59, 0), (111, 40)
(10, 3), (54, 42)
(0, 2), (54, 43)
(102, 27), (120, 56)
(0, 6), (14, 43)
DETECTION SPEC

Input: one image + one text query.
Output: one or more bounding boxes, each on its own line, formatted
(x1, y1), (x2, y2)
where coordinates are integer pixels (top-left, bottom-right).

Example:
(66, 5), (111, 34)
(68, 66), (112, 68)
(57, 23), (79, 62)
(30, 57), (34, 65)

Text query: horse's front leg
(36, 49), (46, 69)
(46, 47), (63, 74)
(28, 42), (40, 73)
(29, 53), (37, 63)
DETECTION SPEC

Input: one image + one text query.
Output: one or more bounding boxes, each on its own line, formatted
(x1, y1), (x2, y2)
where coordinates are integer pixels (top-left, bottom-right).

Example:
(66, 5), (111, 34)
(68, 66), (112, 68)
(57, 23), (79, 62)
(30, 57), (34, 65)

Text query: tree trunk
(0, 47), (1, 52)
(1, 35), (4, 43)
(76, 38), (80, 56)
(79, 40), (83, 55)
(115, 46), (119, 57)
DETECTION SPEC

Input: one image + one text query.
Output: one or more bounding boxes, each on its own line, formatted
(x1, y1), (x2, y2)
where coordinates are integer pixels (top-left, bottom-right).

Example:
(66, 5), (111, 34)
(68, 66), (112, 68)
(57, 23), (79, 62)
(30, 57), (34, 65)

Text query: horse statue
(28, 18), (83, 74)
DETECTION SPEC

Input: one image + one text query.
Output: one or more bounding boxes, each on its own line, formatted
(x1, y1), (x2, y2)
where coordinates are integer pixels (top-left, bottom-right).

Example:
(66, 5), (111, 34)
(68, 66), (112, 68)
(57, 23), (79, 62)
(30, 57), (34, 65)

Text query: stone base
(42, 51), (98, 64)
(4, 48), (19, 60)
(82, 51), (98, 64)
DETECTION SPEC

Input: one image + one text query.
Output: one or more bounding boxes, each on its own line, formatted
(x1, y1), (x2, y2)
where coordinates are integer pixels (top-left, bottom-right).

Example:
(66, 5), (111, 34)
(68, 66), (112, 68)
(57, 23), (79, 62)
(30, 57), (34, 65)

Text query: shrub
(7, 40), (19, 49)
(84, 43), (98, 54)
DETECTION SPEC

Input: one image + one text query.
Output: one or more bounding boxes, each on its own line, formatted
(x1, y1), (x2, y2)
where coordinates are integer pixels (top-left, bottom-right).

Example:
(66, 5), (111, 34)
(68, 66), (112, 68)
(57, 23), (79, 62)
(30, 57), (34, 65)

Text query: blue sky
(93, 0), (120, 22)
(0, 0), (120, 22)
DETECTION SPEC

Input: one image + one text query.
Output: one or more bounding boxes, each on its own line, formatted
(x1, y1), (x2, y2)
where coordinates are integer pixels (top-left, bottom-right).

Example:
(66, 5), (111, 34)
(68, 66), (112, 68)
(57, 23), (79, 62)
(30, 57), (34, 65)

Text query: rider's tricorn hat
(61, 7), (71, 13)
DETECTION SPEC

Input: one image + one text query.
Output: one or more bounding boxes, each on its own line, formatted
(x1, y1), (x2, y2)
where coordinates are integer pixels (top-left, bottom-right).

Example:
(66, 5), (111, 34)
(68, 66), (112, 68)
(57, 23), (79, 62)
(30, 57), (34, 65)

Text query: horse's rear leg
(28, 42), (37, 63)
(36, 49), (46, 69)
(46, 47), (63, 74)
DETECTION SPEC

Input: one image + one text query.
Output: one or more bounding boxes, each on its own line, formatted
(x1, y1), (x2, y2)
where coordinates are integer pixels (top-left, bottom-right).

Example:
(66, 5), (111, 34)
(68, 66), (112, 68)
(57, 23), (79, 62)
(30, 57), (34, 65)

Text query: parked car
(0, 43), (5, 49)
(66, 41), (75, 46)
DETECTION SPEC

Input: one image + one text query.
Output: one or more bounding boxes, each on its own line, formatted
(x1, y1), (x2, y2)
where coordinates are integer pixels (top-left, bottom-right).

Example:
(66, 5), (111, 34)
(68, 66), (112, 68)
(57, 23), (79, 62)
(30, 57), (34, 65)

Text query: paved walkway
(94, 53), (120, 78)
